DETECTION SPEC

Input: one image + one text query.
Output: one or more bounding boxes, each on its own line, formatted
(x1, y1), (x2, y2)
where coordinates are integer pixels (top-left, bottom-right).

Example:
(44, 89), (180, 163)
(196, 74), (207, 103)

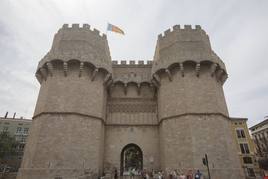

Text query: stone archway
(120, 143), (143, 176)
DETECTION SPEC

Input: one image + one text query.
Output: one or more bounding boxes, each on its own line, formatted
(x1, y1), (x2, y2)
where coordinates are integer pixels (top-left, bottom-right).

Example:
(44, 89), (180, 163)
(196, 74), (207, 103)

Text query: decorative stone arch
(120, 143), (143, 176)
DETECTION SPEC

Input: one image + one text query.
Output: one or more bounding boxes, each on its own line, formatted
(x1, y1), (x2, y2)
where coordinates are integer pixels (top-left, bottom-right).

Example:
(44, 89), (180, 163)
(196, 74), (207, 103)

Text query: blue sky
(0, 0), (267, 127)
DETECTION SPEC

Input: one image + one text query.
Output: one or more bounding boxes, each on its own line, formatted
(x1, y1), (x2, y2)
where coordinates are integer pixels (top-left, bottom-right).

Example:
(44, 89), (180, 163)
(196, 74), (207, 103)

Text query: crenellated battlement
(154, 24), (211, 55)
(156, 25), (209, 51)
(158, 25), (203, 39)
(37, 24), (112, 75)
(60, 24), (107, 40)
(152, 25), (226, 78)
(112, 60), (152, 66)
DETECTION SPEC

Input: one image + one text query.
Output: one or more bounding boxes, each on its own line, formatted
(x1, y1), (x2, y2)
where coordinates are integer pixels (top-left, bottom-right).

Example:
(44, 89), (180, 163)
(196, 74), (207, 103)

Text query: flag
(107, 23), (125, 35)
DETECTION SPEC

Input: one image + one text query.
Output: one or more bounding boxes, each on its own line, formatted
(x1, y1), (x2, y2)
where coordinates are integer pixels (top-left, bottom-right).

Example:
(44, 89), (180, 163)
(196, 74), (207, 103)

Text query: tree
(0, 131), (18, 175)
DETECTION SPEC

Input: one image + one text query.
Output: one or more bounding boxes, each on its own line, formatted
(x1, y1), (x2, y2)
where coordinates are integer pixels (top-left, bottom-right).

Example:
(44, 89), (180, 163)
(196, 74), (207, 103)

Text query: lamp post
(202, 154), (211, 179)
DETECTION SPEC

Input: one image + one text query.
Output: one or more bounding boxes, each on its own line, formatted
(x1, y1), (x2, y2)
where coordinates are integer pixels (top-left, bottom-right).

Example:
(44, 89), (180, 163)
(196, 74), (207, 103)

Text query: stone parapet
(152, 25), (226, 79)
(112, 60), (152, 66)
(159, 114), (244, 179)
(37, 24), (112, 76)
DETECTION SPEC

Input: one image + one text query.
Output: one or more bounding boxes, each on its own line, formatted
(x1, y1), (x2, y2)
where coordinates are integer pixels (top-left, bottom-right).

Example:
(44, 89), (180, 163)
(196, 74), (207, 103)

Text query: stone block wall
(34, 60), (106, 118)
(157, 62), (229, 119)
(159, 114), (244, 178)
(18, 114), (104, 179)
(104, 126), (160, 173)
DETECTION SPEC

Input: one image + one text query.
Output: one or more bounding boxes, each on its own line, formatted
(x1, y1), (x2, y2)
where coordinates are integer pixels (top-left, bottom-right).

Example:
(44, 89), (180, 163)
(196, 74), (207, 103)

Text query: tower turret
(153, 25), (244, 178)
(18, 24), (111, 179)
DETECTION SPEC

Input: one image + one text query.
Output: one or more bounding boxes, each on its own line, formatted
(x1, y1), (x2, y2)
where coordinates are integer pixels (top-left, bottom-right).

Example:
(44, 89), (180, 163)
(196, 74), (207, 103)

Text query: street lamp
(202, 154), (211, 179)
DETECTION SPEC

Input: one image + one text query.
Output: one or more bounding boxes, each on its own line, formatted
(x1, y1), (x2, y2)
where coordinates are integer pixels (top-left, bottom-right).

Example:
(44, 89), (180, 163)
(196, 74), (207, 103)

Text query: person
(146, 172), (150, 179)
(114, 169), (118, 179)
(159, 171), (163, 179)
(169, 171), (173, 179)
(186, 170), (193, 179)
(130, 168), (135, 179)
(179, 173), (186, 179)
(150, 169), (154, 179)
(172, 170), (177, 179)
(194, 170), (202, 179)
(264, 175), (268, 179)
(141, 169), (146, 179)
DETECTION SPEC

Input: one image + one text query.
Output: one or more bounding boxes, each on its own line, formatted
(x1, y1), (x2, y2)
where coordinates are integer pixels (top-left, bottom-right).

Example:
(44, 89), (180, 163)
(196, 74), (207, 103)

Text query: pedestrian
(130, 168), (135, 179)
(160, 170), (165, 179)
(158, 171), (163, 179)
(172, 170), (177, 179)
(114, 168), (118, 179)
(146, 172), (150, 179)
(179, 173), (186, 179)
(264, 175), (268, 179)
(194, 170), (202, 179)
(141, 169), (146, 179)
(186, 170), (193, 179)
(151, 169), (154, 179)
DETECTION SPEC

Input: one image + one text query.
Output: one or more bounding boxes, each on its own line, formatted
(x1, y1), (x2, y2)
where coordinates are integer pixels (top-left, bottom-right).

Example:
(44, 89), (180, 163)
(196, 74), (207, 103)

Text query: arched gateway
(120, 143), (143, 176)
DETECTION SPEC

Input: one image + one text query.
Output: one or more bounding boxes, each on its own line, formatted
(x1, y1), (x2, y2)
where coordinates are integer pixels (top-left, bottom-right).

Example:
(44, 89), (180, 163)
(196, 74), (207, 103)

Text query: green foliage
(0, 131), (18, 163)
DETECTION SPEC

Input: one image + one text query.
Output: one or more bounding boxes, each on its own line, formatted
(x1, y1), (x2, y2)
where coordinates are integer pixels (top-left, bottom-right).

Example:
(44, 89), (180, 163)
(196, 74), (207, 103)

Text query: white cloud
(0, 0), (267, 126)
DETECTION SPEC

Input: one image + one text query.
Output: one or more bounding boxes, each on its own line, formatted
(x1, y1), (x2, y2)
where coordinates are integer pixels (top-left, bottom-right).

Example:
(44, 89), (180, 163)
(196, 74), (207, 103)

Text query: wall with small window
(240, 143), (250, 154)
(243, 156), (253, 164)
(236, 128), (246, 138)
(246, 167), (255, 177)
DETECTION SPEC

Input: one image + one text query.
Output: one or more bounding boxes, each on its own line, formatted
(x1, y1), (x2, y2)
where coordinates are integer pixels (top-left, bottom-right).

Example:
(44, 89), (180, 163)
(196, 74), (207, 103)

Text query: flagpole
(106, 22), (108, 36)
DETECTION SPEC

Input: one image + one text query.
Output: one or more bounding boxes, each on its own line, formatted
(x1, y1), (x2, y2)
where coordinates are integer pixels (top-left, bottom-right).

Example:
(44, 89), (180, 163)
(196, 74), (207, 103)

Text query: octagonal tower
(152, 25), (244, 178)
(17, 24), (112, 179)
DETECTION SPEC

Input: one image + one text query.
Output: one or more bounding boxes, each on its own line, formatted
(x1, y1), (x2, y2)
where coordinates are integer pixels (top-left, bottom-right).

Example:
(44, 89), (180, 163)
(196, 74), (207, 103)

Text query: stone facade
(18, 24), (245, 179)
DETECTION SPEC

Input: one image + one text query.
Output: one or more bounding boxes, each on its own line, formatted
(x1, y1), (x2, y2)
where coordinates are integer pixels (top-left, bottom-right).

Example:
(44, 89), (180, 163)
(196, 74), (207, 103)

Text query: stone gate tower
(17, 24), (112, 178)
(18, 24), (244, 179)
(152, 25), (242, 177)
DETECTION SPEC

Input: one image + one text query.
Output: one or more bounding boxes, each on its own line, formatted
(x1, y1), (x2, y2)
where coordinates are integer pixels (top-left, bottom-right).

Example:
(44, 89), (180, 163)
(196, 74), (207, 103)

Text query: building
(18, 24), (245, 179)
(250, 117), (268, 158)
(230, 117), (260, 178)
(0, 113), (32, 171)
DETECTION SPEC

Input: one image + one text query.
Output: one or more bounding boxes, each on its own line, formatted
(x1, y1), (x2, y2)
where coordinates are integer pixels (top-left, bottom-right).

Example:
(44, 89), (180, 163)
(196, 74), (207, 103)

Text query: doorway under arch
(120, 143), (143, 176)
